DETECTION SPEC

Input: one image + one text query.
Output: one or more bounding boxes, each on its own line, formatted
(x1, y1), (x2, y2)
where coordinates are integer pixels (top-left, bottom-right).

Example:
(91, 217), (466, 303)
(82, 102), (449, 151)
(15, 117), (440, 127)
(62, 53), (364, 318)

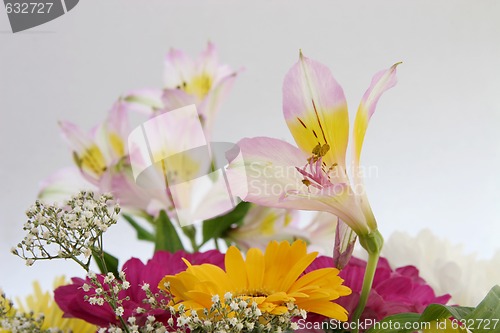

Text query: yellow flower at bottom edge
(159, 239), (352, 321)
(2, 276), (96, 333)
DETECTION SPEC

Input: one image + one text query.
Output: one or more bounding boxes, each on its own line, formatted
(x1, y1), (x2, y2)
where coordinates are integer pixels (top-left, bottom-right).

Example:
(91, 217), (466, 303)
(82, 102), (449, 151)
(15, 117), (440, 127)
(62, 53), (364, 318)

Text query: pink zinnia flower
(54, 250), (225, 327)
(301, 255), (450, 331)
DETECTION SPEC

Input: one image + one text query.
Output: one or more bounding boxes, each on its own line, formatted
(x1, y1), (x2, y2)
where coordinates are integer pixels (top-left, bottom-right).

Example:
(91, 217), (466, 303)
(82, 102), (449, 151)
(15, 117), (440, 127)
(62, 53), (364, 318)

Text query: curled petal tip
(391, 62), (403, 70)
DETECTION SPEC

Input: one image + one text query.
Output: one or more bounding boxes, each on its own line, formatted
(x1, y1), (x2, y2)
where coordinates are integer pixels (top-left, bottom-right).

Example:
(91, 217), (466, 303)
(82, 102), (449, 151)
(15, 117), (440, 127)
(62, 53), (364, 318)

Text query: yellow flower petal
(159, 240), (351, 322)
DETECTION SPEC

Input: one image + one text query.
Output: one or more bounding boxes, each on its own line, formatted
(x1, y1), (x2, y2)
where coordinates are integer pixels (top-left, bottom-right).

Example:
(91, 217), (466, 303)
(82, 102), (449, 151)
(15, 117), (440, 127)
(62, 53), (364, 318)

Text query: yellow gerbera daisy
(1, 277), (96, 333)
(159, 240), (351, 321)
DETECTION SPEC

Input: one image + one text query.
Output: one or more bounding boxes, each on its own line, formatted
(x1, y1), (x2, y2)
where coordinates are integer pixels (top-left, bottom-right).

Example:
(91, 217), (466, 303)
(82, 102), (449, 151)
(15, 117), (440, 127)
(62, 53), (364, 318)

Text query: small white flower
(224, 292), (232, 301)
(82, 211), (94, 219)
(104, 272), (115, 283)
(230, 301), (239, 311)
(115, 306), (124, 316)
(141, 283), (150, 291)
(83, 247), (92, 258)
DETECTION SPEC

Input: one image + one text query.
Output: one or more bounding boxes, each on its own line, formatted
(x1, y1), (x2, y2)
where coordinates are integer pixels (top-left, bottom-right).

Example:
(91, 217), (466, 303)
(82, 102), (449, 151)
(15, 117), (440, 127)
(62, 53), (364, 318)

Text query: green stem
(182, 226), (199, 252)
(189, 235), (199, 252)
(351, 251), (380, 333)
(96, 236), (131, 333)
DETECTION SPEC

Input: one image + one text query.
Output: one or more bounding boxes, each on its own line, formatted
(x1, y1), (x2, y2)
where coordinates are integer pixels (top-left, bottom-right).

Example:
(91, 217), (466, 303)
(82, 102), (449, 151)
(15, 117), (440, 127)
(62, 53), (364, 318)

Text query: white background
(1, 0), (499, 297)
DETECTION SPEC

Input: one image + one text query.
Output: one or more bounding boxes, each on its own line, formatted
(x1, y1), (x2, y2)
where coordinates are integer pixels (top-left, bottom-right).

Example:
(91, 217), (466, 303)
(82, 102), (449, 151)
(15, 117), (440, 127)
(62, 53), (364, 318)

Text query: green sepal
(359, 229), (384, 255)
(123, 94), (163, 109)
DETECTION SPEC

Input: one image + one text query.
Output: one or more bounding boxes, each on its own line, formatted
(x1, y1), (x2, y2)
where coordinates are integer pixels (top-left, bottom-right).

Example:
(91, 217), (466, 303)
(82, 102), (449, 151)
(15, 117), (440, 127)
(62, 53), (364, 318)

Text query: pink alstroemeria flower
(40, 43), (238, 219)
(229, 53), (399, 259)
(226, 206), (337, 255)
(39, 100), (171, 216)
(125, 42), (238, 139)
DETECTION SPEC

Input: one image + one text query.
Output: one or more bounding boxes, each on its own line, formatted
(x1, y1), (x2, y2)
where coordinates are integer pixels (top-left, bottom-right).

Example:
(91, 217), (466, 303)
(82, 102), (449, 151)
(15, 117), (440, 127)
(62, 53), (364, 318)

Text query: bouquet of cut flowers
(1, 43), (499, 333)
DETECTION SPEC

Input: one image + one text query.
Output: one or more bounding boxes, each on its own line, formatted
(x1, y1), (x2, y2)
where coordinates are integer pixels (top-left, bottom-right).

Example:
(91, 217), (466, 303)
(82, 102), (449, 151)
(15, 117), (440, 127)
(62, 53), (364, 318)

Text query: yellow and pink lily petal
(41, 99), (173, 216)
(163, 42), (236, 103)
(228, 53), (399, 257)
(124, 43), (238, 140)
(163, 42), (238, 135)
(227, 206), (338, 255)
(38, 166), (97, 203)
(58, 100), (130, 183)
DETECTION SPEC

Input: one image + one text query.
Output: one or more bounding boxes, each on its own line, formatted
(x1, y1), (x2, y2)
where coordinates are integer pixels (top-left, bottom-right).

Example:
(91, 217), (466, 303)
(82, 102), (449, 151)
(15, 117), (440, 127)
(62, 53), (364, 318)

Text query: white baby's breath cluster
(94, 285), (304, 333)
(12, 191), (120, 269)
(99, 315), (168, 333)
(94, 282), (172, 333)
(163, 288), (304, 333)
(0, 290), (62, 333)
(83, 270), (132, 323)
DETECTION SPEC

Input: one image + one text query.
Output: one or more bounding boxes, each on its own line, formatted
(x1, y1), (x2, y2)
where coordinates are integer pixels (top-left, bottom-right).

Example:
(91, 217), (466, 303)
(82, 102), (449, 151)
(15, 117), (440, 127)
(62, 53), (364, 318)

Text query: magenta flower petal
(304, 254), (451, 329)
(55, 250), (225, 328)
(55, 277), (116, 327)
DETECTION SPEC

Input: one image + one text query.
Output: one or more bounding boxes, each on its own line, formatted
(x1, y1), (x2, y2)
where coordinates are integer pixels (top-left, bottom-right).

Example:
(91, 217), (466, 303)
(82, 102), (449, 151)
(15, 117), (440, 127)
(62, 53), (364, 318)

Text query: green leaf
(465, 285), (500, 333)
(123, 214), (155, 242)
(419, 303), (473, 323)
(366, 286), (500, 333)
(201, 201), (252, 245)
(92, 248), (119, 277)
(155, 210), (184, 252)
